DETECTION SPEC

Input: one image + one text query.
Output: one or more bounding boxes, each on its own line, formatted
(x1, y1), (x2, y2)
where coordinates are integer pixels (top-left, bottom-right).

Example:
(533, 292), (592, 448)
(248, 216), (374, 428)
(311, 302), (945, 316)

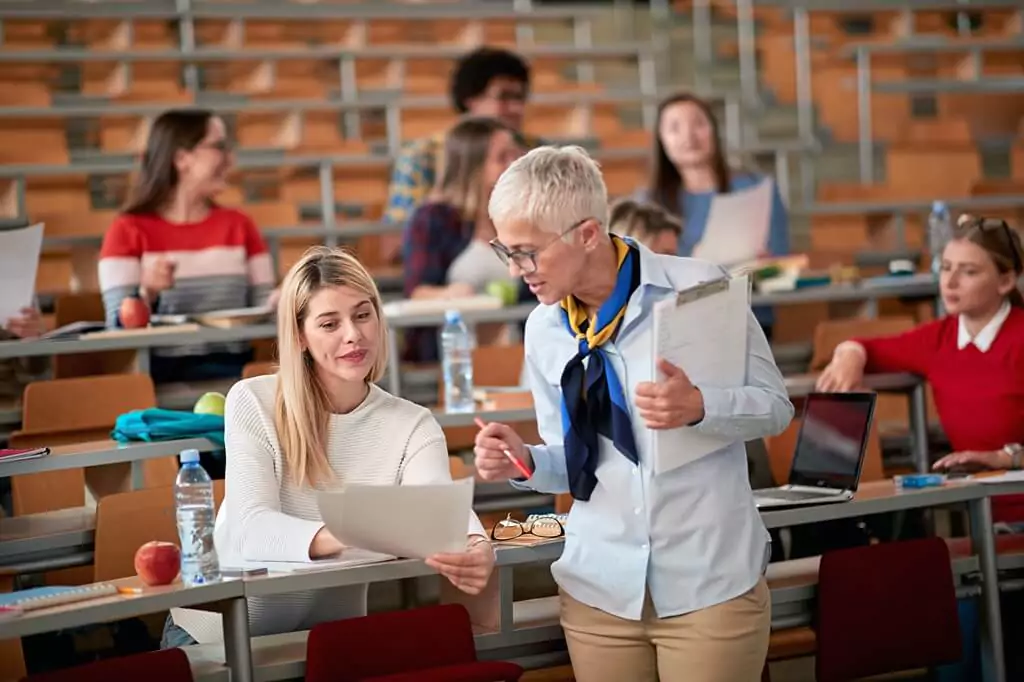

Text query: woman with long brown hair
(164, 246), (495, 647)
(646, 93), (790, 338)
(98, 108), (276, 382)
(402, 116), (523, 361)
(818, 215), (1024, 520)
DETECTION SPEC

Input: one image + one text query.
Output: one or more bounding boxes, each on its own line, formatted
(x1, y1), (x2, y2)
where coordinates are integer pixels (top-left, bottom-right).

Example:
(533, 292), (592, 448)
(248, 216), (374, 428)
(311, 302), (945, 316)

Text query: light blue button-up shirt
(516, 244), (794, 621)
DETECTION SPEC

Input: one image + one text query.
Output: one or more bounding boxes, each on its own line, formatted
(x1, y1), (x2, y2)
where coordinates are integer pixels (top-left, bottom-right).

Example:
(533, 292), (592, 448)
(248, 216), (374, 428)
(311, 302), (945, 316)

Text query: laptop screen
(789, 392), (877, 490)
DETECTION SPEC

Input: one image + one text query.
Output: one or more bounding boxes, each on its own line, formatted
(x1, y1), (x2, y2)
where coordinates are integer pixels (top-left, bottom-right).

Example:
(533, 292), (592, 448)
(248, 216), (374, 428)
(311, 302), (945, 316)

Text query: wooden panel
(0, 120), (67, 164)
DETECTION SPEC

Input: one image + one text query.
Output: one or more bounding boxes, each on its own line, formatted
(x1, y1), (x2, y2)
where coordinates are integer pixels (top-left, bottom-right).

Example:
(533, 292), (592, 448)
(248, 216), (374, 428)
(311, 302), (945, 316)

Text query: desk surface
(0, 576), (243, 640)
(0, 279), (939, 360)
(0, 438), (216, 478)
(2, 479), (1020, 642)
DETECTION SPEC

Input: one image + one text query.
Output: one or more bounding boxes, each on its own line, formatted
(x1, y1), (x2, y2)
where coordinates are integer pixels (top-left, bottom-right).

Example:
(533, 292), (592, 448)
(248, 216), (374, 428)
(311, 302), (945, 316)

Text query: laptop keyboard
(756, 488), (835, 501)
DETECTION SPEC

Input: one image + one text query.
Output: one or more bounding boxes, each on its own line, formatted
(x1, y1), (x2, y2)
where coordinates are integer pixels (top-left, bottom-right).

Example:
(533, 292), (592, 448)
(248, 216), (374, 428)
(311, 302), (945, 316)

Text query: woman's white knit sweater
(171, 374), (484, 643)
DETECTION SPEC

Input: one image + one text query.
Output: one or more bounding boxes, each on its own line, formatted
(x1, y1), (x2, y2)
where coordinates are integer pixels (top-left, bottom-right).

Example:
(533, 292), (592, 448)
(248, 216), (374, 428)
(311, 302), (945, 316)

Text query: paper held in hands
(651, 275), (750, 475)
(316, 478), (475, 559)
(691, 177), (773, 268)
(0, 222), (44, 325)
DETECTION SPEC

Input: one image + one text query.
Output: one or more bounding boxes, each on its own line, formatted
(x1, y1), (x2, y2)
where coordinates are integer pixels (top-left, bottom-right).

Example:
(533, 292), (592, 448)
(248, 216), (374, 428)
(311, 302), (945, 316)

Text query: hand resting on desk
(933, 450), (1012, 473)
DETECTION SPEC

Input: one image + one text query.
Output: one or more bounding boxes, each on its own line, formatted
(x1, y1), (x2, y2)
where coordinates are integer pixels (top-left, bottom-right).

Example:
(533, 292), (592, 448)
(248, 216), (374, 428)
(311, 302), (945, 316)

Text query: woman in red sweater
(817, 215), (1024, 516)
(99, 109), (277, 383)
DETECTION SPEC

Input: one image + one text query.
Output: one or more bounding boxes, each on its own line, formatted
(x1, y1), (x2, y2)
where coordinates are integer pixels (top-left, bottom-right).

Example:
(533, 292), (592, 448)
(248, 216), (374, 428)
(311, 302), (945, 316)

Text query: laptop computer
(754, 392), (877, 509)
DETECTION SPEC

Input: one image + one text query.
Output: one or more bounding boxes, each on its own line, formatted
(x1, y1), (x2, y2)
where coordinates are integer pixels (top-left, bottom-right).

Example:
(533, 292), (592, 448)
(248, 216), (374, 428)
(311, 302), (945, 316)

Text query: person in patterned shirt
(381, 46), (542, 263)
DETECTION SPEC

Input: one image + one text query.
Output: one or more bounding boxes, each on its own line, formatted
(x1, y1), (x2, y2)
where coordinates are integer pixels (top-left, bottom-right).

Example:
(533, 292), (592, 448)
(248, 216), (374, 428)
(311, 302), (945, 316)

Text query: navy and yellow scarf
(559, 235), (641, 501)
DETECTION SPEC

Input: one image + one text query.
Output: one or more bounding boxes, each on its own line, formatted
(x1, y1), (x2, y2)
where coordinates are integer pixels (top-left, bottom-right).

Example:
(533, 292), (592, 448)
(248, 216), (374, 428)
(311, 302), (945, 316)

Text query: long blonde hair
(274, 246), (390, 488)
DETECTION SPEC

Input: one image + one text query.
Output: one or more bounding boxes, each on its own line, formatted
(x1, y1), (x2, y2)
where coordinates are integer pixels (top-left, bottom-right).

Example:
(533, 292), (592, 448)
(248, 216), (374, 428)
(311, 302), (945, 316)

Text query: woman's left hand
(634, 358), (705, 429)
(933, 450), (1011, 472)
(425, 537), (495, 595)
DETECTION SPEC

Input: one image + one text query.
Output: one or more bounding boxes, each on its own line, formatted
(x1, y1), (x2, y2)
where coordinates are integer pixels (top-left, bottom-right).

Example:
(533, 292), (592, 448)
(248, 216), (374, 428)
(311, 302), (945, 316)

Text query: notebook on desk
(754, 392), (877, 509)
(0, 447), (50, 464)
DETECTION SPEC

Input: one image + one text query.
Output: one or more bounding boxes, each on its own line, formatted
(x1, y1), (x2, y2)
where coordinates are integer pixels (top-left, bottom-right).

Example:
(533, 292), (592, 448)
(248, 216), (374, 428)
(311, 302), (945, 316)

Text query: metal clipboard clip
(673, 277), (730, 306)
(673, 275), (752, 307)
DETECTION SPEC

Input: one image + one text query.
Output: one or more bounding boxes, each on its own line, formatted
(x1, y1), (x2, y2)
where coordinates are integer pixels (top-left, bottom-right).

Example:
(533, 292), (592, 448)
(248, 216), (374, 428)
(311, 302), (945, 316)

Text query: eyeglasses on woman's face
(489, 219), (590, 275)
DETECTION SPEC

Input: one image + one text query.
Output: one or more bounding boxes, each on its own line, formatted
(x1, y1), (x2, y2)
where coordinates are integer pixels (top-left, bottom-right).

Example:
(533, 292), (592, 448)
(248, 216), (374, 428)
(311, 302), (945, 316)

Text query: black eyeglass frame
(489, 513), (566, 542)
(489, 218), (592, 275)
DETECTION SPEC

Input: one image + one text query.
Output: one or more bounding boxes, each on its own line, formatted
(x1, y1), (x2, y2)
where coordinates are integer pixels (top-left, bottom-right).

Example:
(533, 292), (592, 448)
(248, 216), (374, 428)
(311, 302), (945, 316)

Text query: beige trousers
(559, 578), (771, 682)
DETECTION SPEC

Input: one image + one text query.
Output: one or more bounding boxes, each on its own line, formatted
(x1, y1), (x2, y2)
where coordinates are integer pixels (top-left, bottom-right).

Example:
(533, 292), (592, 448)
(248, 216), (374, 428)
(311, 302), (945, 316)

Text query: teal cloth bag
(112, 408), (225, 449)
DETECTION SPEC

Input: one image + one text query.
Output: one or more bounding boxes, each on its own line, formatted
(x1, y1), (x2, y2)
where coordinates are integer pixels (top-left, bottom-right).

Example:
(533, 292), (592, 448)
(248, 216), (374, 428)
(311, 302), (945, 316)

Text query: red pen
(474, 417), (533, 479)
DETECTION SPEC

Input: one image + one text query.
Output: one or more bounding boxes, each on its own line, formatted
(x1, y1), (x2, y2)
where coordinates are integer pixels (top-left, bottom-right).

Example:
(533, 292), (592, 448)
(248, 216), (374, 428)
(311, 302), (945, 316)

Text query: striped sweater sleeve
(241, 214), (276, 307)
(98, 215), (143, 328)
(400, 410), (486, 538)
(223, 381), (324, 562)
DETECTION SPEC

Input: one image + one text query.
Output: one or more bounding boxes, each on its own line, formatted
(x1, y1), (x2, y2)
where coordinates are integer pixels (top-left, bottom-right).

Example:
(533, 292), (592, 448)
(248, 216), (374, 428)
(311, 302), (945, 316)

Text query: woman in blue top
(646, 92), (790, 339)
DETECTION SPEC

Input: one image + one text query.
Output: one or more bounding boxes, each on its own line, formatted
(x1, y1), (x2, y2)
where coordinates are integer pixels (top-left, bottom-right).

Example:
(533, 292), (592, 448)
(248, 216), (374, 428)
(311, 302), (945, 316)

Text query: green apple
(193, 392), (226, 416)
(485, 279), (518, 306)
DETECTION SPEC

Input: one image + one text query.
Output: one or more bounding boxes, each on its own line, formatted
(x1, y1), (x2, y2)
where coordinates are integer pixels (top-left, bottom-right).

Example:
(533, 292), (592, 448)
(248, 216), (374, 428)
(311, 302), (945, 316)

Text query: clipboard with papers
(650, 275), (751, 474)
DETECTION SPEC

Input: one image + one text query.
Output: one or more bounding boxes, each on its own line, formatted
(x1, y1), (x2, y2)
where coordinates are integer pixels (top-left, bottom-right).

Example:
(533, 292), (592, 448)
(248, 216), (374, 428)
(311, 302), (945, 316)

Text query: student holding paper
(645, 93), (789, 339)
(163, 246), (494, 647)
(475, 146), (794, 681)
(818, 215), (1024, 522)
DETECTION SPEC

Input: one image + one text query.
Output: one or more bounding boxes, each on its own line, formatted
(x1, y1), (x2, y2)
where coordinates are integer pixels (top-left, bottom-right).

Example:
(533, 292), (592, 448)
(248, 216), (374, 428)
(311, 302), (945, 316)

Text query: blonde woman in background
(609, 199), (683, 256)
(163, 246), (495, 647)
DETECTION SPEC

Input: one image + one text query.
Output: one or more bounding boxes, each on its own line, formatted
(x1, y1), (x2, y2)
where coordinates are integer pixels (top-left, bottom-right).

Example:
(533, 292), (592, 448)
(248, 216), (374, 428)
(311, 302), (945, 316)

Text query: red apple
(134, 541), (181, 586)
(120, 296), (150, 329)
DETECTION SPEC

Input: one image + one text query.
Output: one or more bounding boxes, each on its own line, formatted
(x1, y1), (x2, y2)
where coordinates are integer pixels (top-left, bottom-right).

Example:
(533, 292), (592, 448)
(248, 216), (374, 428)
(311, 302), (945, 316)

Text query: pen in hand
(473, 417), (533, 479)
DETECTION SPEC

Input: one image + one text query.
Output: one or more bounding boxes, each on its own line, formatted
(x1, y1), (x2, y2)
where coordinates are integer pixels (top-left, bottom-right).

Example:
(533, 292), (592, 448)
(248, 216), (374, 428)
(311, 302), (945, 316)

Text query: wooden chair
(93, 481), (225, 582)
(441, 344), (528, 452)
(52, 293), (136, 379)
(811, 316), (942, 448)
(9, 374), (166, 516)
(242, 361), (276, 379)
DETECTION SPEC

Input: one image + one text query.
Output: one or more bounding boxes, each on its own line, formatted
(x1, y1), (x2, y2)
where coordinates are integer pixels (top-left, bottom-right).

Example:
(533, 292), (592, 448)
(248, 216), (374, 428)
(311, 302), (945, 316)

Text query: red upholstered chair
(815, 537), (963, 682)
(305, 604), (523, 682)
(20, 648), (194, 682)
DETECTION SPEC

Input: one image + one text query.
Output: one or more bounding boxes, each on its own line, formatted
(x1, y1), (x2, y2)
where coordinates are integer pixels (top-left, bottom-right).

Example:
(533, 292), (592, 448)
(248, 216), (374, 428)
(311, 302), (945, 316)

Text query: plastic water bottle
(175, 449), (221, 586)
(928, 201), (953, 276)
(440, 310), (474, 413)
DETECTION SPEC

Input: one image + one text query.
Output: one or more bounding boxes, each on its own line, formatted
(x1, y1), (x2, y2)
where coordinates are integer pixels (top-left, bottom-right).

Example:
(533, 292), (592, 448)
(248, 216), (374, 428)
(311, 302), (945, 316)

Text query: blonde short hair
(274, 246), (390, 487)
(488, 145), (609, 235)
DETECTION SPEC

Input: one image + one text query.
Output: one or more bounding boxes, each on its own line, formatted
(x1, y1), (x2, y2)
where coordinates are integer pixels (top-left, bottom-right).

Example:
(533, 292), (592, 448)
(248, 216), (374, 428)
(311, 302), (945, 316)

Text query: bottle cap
(932, 200), (948, 213)
(444, 310), (462, 324)
(180, 449), (200, 464)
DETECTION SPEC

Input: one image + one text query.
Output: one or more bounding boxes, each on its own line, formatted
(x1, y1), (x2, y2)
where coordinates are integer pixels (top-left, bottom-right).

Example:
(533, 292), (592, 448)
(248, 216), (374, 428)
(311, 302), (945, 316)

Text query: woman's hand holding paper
(426, 536), (495, 595)
(634, 358), (705, 429)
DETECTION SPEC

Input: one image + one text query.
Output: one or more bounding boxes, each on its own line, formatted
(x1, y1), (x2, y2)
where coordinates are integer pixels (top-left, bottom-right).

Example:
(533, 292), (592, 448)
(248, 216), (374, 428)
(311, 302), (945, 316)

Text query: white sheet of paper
(692, 178), (773, 267)
(651, 276), (750, 475)
(316, 478), (475, 559)
(220, 548), (393, 574)
(0, 223), (44, 324)
(974, 471), (1024, 485)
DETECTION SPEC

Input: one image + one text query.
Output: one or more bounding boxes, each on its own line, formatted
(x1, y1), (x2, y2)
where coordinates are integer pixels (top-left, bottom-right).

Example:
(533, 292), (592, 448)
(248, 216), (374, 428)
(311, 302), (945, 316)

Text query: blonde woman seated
(163, 246), (494, 647)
